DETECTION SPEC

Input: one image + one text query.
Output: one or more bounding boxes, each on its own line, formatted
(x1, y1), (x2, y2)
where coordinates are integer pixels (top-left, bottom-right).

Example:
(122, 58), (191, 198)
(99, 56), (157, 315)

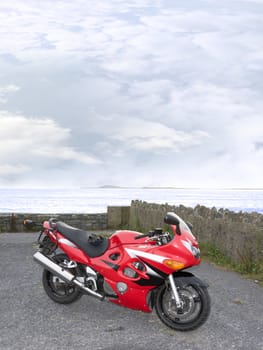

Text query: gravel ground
(0, 232), (262, 350)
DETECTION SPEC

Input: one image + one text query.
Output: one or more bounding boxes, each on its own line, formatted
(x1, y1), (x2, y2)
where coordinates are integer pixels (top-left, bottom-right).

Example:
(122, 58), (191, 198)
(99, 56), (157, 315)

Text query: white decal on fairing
(125, 248), (168, 263)
(58, 238), (77, 248)
(145, 265), (163, 278)
(125, 248), (166, 277)
(182, 240), (193, 253)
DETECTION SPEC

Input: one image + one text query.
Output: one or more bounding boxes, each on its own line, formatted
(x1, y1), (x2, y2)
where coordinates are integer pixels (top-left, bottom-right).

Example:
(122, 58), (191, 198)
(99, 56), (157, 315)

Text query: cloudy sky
(0, 0), (263, 188)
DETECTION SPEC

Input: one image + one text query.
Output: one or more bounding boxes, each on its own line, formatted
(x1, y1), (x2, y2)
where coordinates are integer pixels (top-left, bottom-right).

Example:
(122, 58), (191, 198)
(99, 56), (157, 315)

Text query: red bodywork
(43, 221), (200, 313)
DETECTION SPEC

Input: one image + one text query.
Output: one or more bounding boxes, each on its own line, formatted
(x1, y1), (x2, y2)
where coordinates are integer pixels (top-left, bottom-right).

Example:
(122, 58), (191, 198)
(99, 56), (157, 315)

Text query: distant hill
(99, 185), (123, 189)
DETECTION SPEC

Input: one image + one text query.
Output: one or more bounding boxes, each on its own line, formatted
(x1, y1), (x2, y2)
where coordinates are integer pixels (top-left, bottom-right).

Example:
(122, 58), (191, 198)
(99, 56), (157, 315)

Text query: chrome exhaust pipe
(33, 251), (104, 300)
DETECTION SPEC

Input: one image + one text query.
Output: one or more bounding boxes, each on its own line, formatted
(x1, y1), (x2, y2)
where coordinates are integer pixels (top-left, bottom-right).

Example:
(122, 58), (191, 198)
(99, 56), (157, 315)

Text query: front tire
(42, 253), (83, 304)
(155, 281), (210, 331)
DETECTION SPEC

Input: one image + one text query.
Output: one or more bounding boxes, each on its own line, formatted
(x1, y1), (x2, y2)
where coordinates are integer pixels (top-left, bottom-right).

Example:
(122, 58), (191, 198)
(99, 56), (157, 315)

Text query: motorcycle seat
(55, 221), (109, 258)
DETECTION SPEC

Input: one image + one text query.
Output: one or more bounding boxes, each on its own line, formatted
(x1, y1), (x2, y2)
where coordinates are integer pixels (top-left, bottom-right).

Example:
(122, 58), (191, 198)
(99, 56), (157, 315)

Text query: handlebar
(134, 228), (163, 240)
(23, 219), (43, 229)
(134, 228), (172, 246)
(134, 233), (151, 240)
(23, 218), (58, 230)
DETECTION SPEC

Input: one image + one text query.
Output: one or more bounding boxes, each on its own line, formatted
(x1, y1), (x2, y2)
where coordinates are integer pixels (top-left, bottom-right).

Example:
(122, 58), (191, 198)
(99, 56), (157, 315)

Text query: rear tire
(42, 253), (83, 304)
(155, 281), (210, 331)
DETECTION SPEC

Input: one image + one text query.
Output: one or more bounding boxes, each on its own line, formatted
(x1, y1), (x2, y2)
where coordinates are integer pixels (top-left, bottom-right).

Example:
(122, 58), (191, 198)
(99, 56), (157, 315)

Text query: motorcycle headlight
(191, 246), (200, 259)
(182, 240), (200, 259)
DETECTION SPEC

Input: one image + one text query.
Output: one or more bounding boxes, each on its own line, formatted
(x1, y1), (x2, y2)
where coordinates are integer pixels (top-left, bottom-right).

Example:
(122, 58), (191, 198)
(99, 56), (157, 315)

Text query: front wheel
(42, 253), (83, 304)
(155, 281), (211, 331)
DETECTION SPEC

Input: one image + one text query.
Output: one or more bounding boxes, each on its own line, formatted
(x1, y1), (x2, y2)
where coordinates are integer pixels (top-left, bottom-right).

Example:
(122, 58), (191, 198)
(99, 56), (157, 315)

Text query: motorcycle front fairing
(87, 227), (200, 312)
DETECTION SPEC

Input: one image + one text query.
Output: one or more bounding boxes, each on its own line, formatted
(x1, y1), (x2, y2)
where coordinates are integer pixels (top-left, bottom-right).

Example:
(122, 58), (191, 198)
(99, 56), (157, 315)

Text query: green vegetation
(200, 242), (263, 286)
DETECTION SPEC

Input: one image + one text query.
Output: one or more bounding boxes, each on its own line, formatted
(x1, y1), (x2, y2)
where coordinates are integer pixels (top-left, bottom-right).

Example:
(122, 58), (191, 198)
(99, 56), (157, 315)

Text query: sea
(0, 188), (262, 214)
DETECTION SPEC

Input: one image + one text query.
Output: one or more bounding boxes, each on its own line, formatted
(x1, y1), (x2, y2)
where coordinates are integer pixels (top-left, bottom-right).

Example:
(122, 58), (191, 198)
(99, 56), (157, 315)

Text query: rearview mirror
(164, 212), (181, 235)
(164, 212), (180, 226)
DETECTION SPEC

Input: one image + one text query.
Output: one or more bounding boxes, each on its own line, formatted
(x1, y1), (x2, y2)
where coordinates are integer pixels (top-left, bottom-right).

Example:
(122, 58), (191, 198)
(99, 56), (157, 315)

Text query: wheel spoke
(63, 284), (69, 296)
(193, 296), (201, 303)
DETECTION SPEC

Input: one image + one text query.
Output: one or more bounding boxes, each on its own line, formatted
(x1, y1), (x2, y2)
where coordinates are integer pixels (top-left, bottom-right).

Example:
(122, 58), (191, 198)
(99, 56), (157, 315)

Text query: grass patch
(200, 242), (263, 287)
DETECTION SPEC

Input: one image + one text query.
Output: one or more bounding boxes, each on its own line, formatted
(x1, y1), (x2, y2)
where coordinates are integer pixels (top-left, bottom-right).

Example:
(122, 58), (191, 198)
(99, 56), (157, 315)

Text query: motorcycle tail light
(163, 259), (185, 270)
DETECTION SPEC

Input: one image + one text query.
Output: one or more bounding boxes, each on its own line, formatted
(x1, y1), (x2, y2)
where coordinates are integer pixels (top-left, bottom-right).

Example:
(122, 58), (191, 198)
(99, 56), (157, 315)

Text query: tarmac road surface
(0, 233), (262, 350)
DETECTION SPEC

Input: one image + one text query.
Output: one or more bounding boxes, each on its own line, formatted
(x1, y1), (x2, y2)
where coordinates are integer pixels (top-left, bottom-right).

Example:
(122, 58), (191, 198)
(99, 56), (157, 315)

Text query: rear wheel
(42, 253), (83, 304)
(155, 281), (210, 331)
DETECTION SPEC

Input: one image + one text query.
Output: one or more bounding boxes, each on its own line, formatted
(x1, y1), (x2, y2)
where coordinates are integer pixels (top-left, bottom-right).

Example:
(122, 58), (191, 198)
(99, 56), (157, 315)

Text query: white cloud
(34, 146), (99, 165)
(167, 83), (257, 126)
(0, 164), (29, 176)
(0, 85), (20, 104)
(0, 1), (159, 61)
(111, 118), (210, 152)
(0, 112), (100, 178)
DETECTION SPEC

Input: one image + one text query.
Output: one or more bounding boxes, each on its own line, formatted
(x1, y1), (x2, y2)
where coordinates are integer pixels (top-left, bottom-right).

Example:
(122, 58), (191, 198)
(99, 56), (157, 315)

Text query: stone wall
(0, 213), (108, 232)
(129, 200), (263, 265)
(107, 206), (130, 229)
(0, 206), (129, 233)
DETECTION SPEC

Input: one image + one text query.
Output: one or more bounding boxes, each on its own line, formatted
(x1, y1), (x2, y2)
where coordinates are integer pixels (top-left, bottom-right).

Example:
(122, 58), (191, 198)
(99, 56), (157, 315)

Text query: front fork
(168, 274), (183, 309)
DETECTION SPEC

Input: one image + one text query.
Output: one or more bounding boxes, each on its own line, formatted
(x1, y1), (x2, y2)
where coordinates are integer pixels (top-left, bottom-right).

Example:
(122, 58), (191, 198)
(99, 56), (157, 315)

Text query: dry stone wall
(0, 213), (108, 232)
(129, 200), (263, 265)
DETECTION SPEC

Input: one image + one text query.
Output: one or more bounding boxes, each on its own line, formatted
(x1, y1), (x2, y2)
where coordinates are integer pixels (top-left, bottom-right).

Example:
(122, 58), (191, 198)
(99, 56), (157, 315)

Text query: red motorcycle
(24, 212), (210, 331)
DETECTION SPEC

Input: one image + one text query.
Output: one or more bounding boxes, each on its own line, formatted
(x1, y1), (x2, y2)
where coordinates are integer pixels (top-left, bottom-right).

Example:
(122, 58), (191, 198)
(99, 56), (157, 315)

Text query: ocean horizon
(0, 187), (262, 214)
